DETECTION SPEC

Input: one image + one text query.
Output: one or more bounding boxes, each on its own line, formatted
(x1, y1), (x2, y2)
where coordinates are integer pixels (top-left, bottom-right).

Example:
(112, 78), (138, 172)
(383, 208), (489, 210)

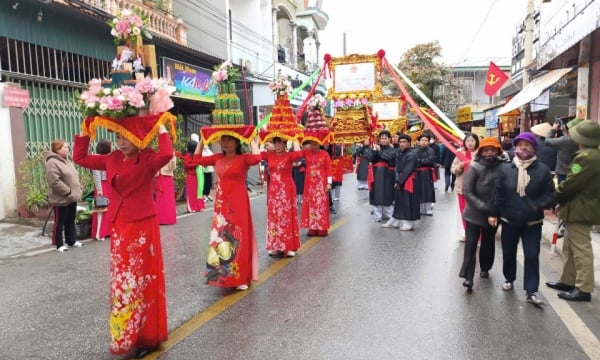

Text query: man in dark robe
(355, 139), (370, 190)
(365, 130), (397, 222)
(415, 134), (437, 216)
(382, 134), (420, 230)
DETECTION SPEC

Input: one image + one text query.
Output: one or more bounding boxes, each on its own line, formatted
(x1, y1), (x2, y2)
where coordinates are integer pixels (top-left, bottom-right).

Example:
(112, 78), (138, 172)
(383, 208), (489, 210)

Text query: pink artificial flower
(127, 92), (145, 108)
(149, 87), (174, 115)
(116, 20), (130, 35)
(135, 78), (154, 94)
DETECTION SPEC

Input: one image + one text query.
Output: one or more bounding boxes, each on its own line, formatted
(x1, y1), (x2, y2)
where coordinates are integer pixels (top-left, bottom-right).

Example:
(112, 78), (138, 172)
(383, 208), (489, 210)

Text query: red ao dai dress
(262, 150), (303, 253)
(191, 153), (261, 288)
(301, 148), (333, 233)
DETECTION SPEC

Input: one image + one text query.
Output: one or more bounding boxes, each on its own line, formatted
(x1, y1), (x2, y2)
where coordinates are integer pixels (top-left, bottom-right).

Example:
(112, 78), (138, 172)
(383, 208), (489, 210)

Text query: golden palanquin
(330, 108), (371, 143)
(327, 53), (384, 143)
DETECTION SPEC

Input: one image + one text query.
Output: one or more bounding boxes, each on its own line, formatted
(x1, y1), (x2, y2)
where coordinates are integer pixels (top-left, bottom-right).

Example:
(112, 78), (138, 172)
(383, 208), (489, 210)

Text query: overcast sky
(319, 0), (527, 66)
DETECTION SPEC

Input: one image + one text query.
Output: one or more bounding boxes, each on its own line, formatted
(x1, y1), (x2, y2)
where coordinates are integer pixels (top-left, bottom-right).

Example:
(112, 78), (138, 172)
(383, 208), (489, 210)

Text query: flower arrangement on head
(77, 77), (175, 118)
(302, 93), (333, 146)
(268, 74), (292, 95)
(77, 77), (177, 149)
(202, 61), (254, 144)
(212, 61), (241, 84)
(309, 93), (327, 110)
(107, 8), (152, 46)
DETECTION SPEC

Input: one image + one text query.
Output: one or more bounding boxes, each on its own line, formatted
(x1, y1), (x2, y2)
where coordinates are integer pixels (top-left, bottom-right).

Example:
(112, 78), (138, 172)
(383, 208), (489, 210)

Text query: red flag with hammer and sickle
(484, 61), (509, 97)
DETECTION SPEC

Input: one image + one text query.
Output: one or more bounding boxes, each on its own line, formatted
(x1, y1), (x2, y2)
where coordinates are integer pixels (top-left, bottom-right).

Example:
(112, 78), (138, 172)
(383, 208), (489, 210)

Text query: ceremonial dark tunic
(291, 156), (306, 195)
(415, 146), (436, 203)
(393, 147), (421, 221)
(366, 145), (397, 206)
(355, 147), (369, 181)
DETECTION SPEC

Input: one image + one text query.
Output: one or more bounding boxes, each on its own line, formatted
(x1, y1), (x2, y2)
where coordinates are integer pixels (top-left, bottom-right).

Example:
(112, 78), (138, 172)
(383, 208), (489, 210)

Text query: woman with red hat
(459, 137), (507, 290)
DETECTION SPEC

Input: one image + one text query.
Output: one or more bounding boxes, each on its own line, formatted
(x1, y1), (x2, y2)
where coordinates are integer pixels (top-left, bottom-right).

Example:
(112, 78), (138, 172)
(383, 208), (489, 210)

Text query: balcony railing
(76, 0), (187, 46)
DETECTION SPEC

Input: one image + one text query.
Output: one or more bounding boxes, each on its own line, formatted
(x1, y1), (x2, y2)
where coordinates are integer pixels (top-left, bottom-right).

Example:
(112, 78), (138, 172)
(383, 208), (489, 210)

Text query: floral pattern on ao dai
(301, 149), (332, 231)
(191, 153), (261, 288)
(262, 151), (303, 252)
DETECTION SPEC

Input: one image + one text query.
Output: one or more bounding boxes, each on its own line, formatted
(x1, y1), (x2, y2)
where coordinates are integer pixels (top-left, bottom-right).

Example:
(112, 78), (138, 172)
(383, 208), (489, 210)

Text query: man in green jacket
(546, 120), (600, 302)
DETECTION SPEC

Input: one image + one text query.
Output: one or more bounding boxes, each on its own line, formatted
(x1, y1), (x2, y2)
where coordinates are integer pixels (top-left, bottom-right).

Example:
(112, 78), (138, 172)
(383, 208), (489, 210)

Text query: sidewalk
(0, 185), (266, 261)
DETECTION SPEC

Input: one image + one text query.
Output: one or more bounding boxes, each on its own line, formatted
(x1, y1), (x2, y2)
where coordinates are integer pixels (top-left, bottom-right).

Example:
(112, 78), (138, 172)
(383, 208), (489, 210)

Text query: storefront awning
(497, 68), (572, 116)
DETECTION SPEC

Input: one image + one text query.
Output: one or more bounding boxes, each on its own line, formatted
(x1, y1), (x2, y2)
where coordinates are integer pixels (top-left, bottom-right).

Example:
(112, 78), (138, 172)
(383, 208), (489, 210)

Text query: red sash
(417, 166), (437, 182)
(403, 173), (415, 194)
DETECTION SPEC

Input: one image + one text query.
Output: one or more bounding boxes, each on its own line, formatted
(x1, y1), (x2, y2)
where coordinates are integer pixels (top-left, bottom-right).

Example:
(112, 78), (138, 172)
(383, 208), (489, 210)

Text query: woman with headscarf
(491, 132), (555, 306)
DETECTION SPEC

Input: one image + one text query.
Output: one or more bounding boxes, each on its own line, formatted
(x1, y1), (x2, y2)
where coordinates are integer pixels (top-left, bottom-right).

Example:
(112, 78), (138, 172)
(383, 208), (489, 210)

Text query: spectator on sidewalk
(91, 139), (112, 241)
(545, 119), (580, 184)
(44, 139), (84, 252)
(492, 132), (555, 306)
(546, 120), (600, 302)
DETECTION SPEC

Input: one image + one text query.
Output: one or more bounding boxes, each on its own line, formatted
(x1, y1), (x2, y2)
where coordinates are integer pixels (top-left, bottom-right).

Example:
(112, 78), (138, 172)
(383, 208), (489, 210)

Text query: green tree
(382, 41), (462, 114)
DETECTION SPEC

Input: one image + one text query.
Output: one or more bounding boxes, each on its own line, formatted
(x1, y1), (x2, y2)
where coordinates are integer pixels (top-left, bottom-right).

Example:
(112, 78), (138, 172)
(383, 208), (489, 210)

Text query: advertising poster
(162, 57), (216, 103)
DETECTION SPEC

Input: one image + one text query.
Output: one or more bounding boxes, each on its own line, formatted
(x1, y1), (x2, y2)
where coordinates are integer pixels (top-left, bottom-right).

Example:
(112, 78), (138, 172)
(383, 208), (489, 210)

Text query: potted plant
(17, 152), (49, 218)
(74, 208), (93, 240)
(24, 186), (49, 219)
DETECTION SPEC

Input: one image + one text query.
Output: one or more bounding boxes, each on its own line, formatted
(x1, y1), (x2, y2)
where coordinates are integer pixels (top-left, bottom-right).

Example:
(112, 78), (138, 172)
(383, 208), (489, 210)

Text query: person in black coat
(440, 142), (457, 192)
(491, 132), (556, 306)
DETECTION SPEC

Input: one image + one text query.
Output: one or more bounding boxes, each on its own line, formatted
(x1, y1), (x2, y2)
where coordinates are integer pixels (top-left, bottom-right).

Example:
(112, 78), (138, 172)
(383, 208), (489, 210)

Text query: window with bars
(0, 36), (111, 86)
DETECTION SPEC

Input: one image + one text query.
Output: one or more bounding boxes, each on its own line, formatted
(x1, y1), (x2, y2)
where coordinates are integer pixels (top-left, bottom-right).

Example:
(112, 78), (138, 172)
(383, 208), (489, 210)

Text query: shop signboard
(2, 85), (30, 108)
(456, 106), (472, 123)
(162, 57), (216, 103)
(538, 0), (600, 68)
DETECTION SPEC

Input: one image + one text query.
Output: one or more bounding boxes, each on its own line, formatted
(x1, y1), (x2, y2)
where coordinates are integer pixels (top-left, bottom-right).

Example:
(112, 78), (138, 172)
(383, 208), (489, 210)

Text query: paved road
(0, 176), (599, 359)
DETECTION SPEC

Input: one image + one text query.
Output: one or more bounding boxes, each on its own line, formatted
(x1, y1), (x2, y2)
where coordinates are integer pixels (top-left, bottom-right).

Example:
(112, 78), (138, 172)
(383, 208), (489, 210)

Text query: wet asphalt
(0, 175), (599, 360)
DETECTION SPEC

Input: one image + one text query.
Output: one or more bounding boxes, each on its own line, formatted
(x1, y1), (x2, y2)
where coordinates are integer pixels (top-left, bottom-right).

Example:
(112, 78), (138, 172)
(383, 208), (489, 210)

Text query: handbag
(94, 195), (110, 209)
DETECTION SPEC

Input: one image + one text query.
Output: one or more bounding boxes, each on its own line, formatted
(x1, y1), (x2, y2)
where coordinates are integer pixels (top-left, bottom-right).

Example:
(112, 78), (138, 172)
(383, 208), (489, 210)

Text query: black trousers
(444, 167), (456, 190)
(203, 172), (213, 196)
(501, 222), (542, 293)
(52, 202), (77, 248)
(459, 221), (497, 281)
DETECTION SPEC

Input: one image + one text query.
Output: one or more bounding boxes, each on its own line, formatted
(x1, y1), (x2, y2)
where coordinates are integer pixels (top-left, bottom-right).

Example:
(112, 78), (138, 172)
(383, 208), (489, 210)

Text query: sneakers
(399, 225), (414, 231)
(70, 241), (84, 248)
(268, 250), (283, 257)
(236, 284), (248, 291)
(56, 245), (69, 252)
(502, 281), (513, 291)
(527, 292), (544, 306)
(285, 251), (296, 257)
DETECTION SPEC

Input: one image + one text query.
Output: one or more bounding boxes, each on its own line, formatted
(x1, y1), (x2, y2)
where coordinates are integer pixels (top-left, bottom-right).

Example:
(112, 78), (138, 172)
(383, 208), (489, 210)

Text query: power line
(458, 0), (498, 63)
